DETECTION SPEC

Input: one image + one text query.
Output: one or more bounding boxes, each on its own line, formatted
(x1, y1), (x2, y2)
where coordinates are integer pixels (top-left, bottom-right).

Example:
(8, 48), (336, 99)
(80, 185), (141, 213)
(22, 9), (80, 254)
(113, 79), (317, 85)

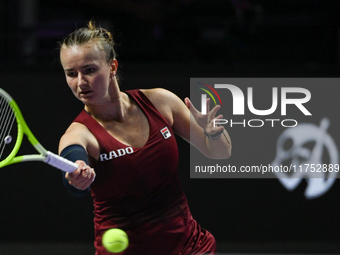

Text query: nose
(77, 72), (87, 87)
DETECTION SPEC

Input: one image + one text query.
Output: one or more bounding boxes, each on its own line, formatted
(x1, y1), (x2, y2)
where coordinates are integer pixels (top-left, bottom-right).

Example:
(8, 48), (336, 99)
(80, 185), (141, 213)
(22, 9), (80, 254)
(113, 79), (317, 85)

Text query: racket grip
(45, 151), (79, 173)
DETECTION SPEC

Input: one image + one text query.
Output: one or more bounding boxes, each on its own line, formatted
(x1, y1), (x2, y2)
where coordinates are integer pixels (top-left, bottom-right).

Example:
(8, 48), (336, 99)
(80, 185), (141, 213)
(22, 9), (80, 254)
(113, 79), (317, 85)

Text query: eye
(85, 68), (96, 74)
(66, 72), (77, 78)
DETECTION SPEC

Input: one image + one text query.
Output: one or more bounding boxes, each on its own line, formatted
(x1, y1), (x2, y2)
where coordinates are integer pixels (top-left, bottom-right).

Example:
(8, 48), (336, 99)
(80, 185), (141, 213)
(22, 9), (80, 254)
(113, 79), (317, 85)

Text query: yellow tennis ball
(102, 228), (129, 253)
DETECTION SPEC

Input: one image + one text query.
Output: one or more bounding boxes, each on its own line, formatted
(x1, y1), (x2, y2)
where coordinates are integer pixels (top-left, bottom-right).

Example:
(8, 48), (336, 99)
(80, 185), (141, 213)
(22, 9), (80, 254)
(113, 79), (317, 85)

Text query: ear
(110, 59), (118, 76)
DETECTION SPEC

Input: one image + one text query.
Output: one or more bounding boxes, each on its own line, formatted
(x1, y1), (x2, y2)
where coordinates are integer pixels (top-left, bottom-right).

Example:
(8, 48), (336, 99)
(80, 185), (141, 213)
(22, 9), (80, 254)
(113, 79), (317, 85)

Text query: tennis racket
(0, 88), (78, 172)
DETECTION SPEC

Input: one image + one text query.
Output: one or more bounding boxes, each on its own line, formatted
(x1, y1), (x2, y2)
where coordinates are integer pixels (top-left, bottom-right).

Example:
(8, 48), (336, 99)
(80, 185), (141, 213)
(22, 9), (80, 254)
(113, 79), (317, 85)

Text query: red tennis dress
(73, 89), (216, 255)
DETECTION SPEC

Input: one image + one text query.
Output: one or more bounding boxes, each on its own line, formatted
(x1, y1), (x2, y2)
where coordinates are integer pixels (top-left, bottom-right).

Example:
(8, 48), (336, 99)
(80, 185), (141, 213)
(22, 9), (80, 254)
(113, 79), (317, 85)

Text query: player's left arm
(144, 88), (231, 159)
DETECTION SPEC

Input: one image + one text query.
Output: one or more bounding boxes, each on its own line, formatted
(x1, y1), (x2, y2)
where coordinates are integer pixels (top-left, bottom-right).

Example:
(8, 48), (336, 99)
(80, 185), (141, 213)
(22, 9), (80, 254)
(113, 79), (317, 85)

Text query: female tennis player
(58, 21), (231, 255)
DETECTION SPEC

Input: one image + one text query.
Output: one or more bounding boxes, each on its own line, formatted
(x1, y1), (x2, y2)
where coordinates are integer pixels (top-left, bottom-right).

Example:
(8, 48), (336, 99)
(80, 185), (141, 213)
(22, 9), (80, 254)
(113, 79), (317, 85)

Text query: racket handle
(45, 151), (79, 173)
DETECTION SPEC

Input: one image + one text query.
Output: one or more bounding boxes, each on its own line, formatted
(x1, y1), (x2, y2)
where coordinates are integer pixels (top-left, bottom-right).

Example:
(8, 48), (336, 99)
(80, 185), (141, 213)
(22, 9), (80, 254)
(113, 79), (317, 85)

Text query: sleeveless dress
(72, 89), (216, 255)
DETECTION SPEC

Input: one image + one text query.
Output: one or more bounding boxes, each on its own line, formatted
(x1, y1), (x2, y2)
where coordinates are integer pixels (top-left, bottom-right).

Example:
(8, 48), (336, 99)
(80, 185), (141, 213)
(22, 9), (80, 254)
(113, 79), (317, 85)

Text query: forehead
(60, 43), (106, 66)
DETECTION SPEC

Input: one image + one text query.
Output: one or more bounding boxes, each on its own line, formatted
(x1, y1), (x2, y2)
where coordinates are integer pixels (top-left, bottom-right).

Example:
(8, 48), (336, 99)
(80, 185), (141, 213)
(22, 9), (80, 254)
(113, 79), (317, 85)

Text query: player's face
(60, 43), (113, 104)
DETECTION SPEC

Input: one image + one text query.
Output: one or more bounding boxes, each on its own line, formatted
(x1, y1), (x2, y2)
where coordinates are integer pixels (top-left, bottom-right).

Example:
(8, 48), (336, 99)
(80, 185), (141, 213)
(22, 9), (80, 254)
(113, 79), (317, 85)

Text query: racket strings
(0, 95), (16, 159)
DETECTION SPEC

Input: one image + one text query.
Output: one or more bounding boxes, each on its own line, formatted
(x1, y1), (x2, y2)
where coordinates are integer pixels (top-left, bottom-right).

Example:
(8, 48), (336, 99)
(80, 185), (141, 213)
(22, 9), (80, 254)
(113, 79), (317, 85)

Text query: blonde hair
(59, 20), (117, 63)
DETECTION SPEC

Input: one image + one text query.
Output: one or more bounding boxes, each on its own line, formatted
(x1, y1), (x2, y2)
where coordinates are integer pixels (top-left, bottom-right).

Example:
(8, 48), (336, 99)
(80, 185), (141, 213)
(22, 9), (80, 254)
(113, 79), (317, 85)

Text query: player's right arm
(58, 123), (97, 197)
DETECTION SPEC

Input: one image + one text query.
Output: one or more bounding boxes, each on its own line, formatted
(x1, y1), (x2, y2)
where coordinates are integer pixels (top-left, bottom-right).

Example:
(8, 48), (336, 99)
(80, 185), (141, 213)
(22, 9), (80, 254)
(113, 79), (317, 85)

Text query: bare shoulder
(140, 88), (180, 103)
(140, 88), (190, 140)
(141, 88), (185, 111)
(140, 88), (183, 126)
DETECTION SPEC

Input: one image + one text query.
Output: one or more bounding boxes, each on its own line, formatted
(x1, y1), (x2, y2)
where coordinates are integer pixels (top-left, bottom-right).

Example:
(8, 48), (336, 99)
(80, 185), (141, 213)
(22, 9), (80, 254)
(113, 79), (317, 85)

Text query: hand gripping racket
(0, 88), (78, 172)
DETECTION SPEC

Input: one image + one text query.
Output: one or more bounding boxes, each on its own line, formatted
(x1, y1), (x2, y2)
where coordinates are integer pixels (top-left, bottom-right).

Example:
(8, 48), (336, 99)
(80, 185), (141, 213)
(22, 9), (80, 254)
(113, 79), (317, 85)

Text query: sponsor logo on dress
(160, 127), (171, 139)
(100, 147), (134, 161)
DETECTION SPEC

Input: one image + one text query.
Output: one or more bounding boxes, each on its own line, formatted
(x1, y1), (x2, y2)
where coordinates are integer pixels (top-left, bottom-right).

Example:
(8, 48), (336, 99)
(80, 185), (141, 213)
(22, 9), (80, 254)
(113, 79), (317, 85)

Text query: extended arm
(59, 123), (96, 196)
(182, 97), (231, 159)
(145, 88), (231, 159)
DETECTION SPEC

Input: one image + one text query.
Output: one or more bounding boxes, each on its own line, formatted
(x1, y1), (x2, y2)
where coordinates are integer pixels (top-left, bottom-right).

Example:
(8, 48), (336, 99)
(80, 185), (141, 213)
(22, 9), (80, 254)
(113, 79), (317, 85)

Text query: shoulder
(140, 89), (190, 140)
(140, 88), (184, 111)
(140, 88), (185, 126)
(140, 88), (178, 102)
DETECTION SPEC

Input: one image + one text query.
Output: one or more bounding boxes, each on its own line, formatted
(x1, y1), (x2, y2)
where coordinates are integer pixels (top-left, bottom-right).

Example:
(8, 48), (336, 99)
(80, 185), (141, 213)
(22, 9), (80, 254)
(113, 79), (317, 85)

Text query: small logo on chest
(160, 127), (171, 139)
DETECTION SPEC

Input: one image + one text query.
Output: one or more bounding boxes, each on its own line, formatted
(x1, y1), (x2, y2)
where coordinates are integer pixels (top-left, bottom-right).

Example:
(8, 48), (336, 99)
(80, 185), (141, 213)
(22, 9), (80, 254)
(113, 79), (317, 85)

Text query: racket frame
(0, 88), (78, 172)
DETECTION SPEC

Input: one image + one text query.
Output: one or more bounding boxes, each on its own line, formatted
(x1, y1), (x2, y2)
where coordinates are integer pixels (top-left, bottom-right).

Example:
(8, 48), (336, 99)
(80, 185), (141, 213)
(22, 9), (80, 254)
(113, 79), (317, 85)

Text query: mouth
(79, 90), (92, 97)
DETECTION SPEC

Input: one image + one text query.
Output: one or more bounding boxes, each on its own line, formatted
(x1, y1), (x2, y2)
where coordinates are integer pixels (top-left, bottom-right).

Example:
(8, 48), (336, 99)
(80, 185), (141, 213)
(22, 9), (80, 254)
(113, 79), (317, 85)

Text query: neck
(84, 89), (129, 123)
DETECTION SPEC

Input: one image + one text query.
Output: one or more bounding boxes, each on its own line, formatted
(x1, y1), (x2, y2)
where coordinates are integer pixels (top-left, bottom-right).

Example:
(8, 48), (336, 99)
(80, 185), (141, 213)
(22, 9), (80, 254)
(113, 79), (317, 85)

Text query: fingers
(186, 97), (219, 116)
(184, 97), (200, 117)
(208, 104), (221, 122)
(65, 160), (96, 190)
(186, 96), (224, 132)
(184, 97), (190, 109)
(206, 98), (210, 113)
(214, 117), (225, 132)
(206, 105), (224, 134)
(206, 114), (224, 133)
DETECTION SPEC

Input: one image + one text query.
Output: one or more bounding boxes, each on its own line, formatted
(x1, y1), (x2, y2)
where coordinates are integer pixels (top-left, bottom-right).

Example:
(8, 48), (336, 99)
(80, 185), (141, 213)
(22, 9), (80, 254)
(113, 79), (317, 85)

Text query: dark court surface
(0, 242), (339, 255)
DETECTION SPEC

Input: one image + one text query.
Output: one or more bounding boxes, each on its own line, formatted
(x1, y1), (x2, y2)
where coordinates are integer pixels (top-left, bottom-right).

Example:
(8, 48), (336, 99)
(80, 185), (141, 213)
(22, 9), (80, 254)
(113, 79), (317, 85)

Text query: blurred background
(1, 0), (340, 254)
